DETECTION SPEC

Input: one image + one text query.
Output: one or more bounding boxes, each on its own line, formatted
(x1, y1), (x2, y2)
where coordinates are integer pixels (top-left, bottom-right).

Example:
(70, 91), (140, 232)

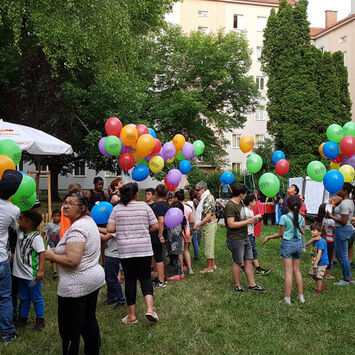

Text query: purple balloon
(98, 137), (112, 157)
(167, 169), (182, 185)
(119, 138), (130, 154)
(163, 142), (176, 159)
(164, 207), (184, 228)
(145, 155), (152, 162)
(158, 148), (167, 162)
(340, 153), (355, 169)
(182, 142), (195, 159)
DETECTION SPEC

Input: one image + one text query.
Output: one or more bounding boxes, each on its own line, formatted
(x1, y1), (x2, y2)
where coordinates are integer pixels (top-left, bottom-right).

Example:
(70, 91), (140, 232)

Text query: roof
(311, 13), (355, 39)
(214, 0), (297, 5)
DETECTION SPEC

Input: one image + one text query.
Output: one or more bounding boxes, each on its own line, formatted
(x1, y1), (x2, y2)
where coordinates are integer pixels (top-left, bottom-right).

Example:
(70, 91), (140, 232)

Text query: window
(340, 35), (347, 44)
(256, 76), (265, 91)
(255, 134), (264, 147)
(232, 162), (242, 173)
(343, 51), (347, 66)
(233, 14), (244, 30)
(197, 10), (209, 18)
(231, 134), (242, 148)
(73, 161), (85, 176)
(256, 108), (266, 120)
(256, 46), (263, 60)
(35, 162), (48, 171)
(256, 16), (267, 32)
(197, 26), (209, 34)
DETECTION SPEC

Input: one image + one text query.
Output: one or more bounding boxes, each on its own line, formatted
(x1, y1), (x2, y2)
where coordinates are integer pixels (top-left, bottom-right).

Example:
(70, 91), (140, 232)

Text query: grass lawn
(2, 225), (354, 354)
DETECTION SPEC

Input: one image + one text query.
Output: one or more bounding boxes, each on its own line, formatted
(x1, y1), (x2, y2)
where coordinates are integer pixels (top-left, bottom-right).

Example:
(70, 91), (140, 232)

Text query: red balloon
(105, 117), (122, 137)
(148, 139), (162, 157)
(164, 175), (178, 191)
(339, 135), (355, 157)
(136, 124), (149, 138)
(119, 152), (135, 170)
(275, 159), (289, 175)
(331, 153), (344, 164)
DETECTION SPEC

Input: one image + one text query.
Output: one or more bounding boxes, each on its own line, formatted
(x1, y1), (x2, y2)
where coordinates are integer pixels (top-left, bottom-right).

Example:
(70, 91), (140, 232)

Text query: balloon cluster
(99, 117), (205, 190)
(0, 139), (37, 211)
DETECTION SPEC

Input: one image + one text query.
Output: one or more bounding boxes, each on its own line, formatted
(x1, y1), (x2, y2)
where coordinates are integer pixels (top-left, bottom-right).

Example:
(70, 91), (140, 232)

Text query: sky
(307, 0), (352, 27)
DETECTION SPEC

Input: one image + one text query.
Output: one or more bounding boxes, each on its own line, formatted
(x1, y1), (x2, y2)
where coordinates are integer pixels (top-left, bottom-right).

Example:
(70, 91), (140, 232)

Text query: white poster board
(304, 177), (326, 215)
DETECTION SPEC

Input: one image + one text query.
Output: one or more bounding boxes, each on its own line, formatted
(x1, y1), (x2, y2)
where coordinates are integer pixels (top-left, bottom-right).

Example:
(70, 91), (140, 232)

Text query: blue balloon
(132, 164), (149, 181)
(179, 160), (191, 174)
(148, 128), (156, 138)
(91, 201), (113, 225)
(323, 170), (344, 193)
(272, 150), (285, 164)
(220, 171), (234, 185)
(18, 171), (26, 175)
(322, 141), (339, 160)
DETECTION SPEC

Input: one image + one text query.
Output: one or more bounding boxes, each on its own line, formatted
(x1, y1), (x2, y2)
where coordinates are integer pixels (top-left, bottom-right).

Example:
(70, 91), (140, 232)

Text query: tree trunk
(49, 161), (61, 202)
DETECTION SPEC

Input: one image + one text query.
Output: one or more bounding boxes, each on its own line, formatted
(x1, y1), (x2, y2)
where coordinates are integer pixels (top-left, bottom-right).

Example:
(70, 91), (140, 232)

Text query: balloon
(176, 150), (184, 161)
(246, 154), (263, 174)
(119, 153), (135, 170)
(323, 170), (344, 193)
(164, 207), (184, 228)
(148, 128), (156, 138)
(119, 138), (130, 154)
(167, 169), (182, 185)
(173, 134), (186, 151)
(272, 150), (285, 164)
(339, 164), (355, 183)
(104, 135), (121, 156)
(307, 161), (326, 182)
(179, 160), (191, 174)
(339, 135), (355, 158)
(0, 155), (15, 179)
(193, 140), (205, 156)
(167, 157), (175, 164)
(343, 122), (355, 137)
(138, 159), (149, 167)
(149, 139), (162, 157)
(326, 124), (344, 143)
(319, 143), (326, 158)
(158, 148), (167, 162)
(105, 117), (122, 137)
(11, 192), (37, 212)
(136, 124), (149, 138)
(275, 159), (289, 175)
(132, 164), (149, 181)
(322, 141), (339, 160)
(149, 156), (164, 172)
(330, 161), (340, 170)
(258, 173), (280, 198)
(341, 153), (355, 169)
(91, 201), (113, 224)
(165, 176), (178, 191)
(11, 174), (36, 200)
(220, 171), (234, 185)
(98, 137), (112, 157)
(162, 142), (176, 159)
(121, 125), (138, 146)
(136, 134), (155, 157)
(0, 139), (22, 165)
(239, 135), (254, 153)
(332, 153), (344, 164)
(182, 142), (195, 159)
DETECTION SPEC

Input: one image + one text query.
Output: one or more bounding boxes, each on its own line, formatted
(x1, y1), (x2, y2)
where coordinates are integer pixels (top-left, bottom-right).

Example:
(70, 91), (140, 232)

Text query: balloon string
(251, 174), (256, 190)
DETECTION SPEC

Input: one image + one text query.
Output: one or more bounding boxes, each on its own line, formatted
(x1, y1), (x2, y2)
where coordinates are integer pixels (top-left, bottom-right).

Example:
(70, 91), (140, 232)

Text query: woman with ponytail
(263, 195), (305, 304)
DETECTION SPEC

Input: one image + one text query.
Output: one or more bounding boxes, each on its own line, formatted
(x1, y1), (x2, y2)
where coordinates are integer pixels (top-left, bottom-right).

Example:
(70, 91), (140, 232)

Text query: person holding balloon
(85, 177), (108, 212)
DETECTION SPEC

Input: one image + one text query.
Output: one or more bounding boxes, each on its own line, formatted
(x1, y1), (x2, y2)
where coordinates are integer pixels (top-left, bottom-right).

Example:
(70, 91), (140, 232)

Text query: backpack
(215, 201), (225, 220)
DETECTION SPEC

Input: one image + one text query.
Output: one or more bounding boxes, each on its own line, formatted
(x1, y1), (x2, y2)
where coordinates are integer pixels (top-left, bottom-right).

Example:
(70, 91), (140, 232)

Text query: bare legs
(282, 258), (303, 301)
(232, 260), (256, 287)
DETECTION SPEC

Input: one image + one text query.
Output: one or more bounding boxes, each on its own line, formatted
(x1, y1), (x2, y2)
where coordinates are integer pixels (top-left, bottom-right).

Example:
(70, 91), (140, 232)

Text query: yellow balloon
(121, 125), (138, 146)
(136, 134), (155, 157)
(239, 135), (254, 153)
(167, 157), (175, 164)
(149, 156), (164, 172)
(339, 164), (355, 182)
(173, 134), (185, 151)
(330, 161), (340, 170)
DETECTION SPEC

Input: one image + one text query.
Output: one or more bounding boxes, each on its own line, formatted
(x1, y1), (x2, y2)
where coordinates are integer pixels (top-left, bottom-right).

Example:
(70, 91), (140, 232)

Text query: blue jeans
(190, 223), (199, 259)
(0, 260), (15, 340)
(104, 256), (125, 305)
(17, 278), (44, 318)
(334, 225), (352, 281)
(248, 234), (258, 260)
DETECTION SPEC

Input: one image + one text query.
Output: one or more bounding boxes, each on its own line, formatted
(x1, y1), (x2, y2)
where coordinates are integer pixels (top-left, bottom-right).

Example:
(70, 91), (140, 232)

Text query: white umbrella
(0, 119), (73, 155)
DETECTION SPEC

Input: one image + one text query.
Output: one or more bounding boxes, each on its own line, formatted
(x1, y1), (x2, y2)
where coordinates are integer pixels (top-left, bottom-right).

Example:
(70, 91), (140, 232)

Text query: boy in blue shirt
(306, 222), (329, 296)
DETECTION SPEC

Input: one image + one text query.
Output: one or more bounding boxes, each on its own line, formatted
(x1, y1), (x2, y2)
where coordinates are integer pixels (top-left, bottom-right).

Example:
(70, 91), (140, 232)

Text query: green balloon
(12, 192), (37, 212)
(138, 159), (149, 167)
(258, 173), (280, 198)
(307, 161), (326, 182)
(326, 124), (344, 144)
(343, 122), (355, 137)
(0, 139), (22, 165)
(246, 154), (263, 174)
(104, 136), (121, 156)
(12, 174), (36, 200)
(176, 150), (184, 161)
(193, 140), (205, 156)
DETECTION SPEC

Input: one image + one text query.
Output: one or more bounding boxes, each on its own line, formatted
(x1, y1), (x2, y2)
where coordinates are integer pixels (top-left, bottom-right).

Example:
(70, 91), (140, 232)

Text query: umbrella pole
(47, 172), (52, 218)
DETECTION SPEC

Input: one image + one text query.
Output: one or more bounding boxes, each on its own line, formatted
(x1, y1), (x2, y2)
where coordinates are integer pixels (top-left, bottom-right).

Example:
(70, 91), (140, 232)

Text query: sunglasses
(195, 188), (202, 192)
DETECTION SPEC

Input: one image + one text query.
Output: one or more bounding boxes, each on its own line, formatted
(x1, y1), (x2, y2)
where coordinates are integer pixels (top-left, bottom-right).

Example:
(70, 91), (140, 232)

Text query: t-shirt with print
(13, 231), (45, 280)
(201, 194), (216, 225)
(311, 238), (329, 266)
(150, 201), (169, 244)
(244, 207), (255, 236)
(334, 199), (354, 227)
(43, 222), (61, 248)
(224, 200), (248, 240)
(279, 213), (305, 240)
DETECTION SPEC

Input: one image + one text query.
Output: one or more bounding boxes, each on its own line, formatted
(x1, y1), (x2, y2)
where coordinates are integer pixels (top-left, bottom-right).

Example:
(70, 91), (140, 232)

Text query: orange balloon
(0, 155), (15, 179)
(136, 134), (155, 157)
(121, 125), (138, 147)
(173, 134), (185, 151)
(319, 143), (326, 158)
(239, 135), (254, 153)
(129, 144), (143, 162)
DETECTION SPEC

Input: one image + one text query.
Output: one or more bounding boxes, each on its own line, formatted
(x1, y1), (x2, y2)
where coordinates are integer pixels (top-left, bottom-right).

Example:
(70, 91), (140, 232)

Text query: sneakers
(183, 266), (188, 271)
(255, 267), (271, 276)
(188, 268), (194, 275)
(313, 290), (322, 296)
(334, 280), (352, 286)
(2, 333), (17, 343)
(248, 285), (266, 293)
(234, 285), (244, 293)
(321, 284), (327, 291)
(298, 294), (305, 303)
(154, 280), (167, 288)
(283, 297), (291, 305)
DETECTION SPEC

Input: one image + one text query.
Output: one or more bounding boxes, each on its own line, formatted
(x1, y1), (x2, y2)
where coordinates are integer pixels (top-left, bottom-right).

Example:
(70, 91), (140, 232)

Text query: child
(244, 193), (270, 276)
(263, 195), (305, 304)
(42, 209), (61, 279)
(306, 223), (329, 295)
(12, 211), (45, 330)
(145, 188), (156, 208)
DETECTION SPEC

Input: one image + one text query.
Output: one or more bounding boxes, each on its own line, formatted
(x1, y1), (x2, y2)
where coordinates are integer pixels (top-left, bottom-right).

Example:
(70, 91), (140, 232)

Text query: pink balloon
(167, 169), (182, 185)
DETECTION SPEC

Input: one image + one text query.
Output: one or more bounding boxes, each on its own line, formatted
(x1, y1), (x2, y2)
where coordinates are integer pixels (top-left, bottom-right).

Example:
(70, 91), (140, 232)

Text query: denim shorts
(280, 237), (303, 259)
(226, 238), (253, 264)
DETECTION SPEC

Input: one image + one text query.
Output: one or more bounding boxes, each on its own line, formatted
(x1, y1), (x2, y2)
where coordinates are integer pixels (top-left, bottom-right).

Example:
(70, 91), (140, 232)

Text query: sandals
(145, 311), (159, 323)
(200, 268), (214, 274)
(121, 315), (138, 325)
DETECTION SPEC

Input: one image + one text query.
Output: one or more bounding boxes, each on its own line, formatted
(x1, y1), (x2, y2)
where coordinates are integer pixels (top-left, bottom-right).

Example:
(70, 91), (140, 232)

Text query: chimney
(325, 10), (337, 28)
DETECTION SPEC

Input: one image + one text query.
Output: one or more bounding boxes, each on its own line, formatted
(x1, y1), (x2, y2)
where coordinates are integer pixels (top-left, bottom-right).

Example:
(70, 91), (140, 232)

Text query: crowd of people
(0, 174), (354, 353)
